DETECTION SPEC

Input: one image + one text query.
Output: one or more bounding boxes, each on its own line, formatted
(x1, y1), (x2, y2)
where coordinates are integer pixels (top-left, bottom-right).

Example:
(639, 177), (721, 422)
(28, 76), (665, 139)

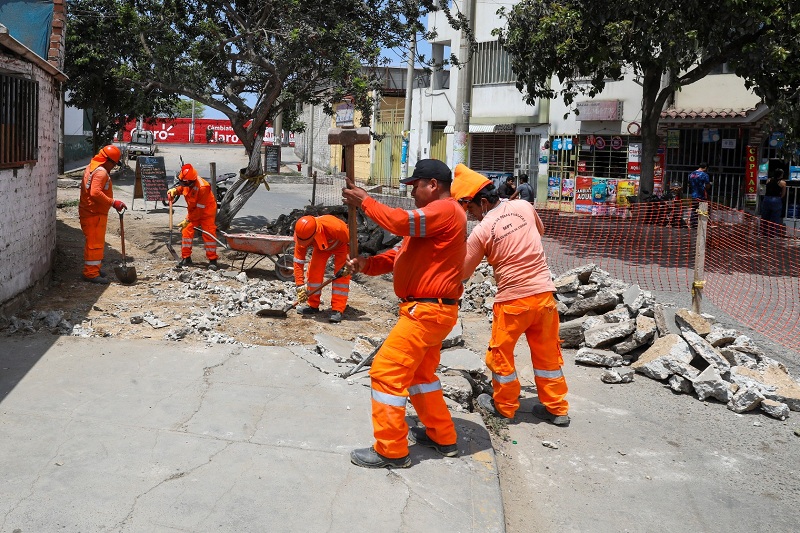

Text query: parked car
(127, 129), (156, 159)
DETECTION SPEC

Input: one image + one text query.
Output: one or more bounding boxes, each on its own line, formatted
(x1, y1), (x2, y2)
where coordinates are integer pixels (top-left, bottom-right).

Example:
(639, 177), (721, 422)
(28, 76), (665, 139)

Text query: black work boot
(350, 446), (410, 469)
(207, 259), (219, 271)
(531, 404), (571, 426)
(177, 257), (193, 269)
(408, 426), (458, 457)
(298, 305), (320, 315)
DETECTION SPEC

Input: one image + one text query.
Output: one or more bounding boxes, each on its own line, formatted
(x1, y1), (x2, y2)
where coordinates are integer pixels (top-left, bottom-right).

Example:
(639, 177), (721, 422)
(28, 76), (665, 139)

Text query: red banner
(745, 145), (758, 204)
(575, 176), (594, 213)
(117, 118), (294, 146)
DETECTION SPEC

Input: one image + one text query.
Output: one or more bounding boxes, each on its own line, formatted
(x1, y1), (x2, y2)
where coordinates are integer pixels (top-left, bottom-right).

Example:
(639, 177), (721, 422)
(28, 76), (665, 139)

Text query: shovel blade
(166, 243), (179, 261)
(255, 308), (288, 318)
(114, 265), (137, 284)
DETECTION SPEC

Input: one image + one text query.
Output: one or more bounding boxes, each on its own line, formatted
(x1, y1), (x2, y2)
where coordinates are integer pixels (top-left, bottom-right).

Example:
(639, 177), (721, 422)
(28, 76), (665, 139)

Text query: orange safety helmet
(294, 215), (317, 242)
(451, 164), (491, 208)
(178, 163), (199, 182)
(100, 144), (122, 164)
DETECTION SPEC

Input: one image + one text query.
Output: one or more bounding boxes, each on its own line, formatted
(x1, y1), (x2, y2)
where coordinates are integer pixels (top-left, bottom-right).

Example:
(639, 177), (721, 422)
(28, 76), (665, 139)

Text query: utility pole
(190, 100), (195, 143)
(400, 38), (415, 195)
(307, 104), (314, 178)
(452, 0), (475, 169)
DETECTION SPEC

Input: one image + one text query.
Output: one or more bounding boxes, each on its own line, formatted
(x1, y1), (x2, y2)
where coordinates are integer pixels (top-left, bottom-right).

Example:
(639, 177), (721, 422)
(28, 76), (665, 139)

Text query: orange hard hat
(294, 215), (317, 242)
(178, 164), (198, 182)
(451, 164), (491, 208)
(100, 145), (121, 164)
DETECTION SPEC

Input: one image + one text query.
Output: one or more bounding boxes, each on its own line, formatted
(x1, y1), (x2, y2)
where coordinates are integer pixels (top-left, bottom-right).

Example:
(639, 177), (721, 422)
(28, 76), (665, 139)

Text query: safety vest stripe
(416, 209), (426, 237)
(534, 368), (564, 379)
(408, 380), (442, 396)
(372, 389), (407, 407)
(492, 371), (518, 384)
(197, 203), (205, 208)
(407, 210), (416, 236)
(85, 260), (102, 265)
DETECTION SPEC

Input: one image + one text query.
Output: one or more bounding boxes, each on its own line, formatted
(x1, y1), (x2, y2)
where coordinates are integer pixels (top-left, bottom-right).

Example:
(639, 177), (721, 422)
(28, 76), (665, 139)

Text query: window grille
(470, 133), (515, 173)
(473, 41), (516, 86)
(0, 73), (39, 168)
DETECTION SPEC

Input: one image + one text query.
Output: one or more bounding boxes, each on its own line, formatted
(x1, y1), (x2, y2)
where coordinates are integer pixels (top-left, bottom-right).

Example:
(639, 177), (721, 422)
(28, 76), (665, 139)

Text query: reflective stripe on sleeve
(84, 260), (102, 265)
(408, 380), (442, 396)
(533, 368), (564, 379)
(492, 371), (518, 384)
(416, 209), (426, 237)
(197, 203), (205, 208)
(372, 388), (408, 407)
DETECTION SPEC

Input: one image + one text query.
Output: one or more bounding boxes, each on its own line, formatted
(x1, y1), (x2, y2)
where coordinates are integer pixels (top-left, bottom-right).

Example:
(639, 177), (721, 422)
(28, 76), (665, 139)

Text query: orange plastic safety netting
(536, 200), (800, 354)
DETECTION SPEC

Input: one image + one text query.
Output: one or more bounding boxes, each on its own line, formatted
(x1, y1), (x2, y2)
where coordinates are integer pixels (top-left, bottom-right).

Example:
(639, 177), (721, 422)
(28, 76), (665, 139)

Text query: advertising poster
(575, 177), (594, 213)
(745, 145), (758, 205)
(617, 180), (638, 207)
(560, 175), (575, 212)
(547, 176), (562, 209)
(591, 178), (609, 216)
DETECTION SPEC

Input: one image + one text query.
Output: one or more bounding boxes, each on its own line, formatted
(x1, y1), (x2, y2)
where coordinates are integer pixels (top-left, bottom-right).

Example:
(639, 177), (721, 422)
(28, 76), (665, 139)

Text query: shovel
(166, 196), (179, 260)
(256, 269), (347, 318)
(114, 208), (137, 284)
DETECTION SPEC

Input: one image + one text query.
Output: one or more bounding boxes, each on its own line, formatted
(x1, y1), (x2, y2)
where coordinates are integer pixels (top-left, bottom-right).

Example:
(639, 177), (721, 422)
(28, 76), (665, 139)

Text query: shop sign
(575, 100), (622, 121)
(721, 139), (736, 149)
(745, 145), (758, 204)
(578, 161), (587, 172)
(627, 162), (641, 174)
(667, 129), (680, 148)
(628, 142), (641, 161)
(611, 136), (624, 150)
(335, 101), (355, 127)
(594, 136), (607, 150)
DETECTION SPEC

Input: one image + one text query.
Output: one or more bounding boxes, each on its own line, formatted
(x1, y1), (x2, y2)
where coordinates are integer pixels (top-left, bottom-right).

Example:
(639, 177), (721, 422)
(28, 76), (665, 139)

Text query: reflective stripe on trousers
(305, 248), (350, 312)
(486, 293), (569, 417)
(180, 217), (219, 260)
(80, 213), (108, 279)
(369, 301), (458, 458)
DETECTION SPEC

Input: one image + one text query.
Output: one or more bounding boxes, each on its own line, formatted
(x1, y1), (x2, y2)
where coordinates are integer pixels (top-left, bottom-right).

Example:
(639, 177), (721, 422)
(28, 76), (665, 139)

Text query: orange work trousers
(80, 213), (108, 279)
(181, 217), (219, 260)
(487, 292), (568, 418)
(306, 248), (350, 312)
(369, 301), (459, 458)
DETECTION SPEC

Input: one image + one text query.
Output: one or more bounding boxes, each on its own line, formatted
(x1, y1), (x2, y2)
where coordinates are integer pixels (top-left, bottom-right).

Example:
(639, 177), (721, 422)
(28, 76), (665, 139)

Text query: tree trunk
(638, 69), (664, 198)
(215, 122), (267, 230)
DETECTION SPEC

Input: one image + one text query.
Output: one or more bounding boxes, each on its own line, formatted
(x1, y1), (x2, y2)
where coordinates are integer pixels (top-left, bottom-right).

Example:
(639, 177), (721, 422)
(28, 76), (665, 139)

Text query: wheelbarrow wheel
(275, 252), (294, 282)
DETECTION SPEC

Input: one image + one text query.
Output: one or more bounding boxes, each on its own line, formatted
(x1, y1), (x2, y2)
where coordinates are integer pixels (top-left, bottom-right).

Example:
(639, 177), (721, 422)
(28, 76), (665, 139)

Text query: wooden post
(328, 127), (371, 259)
(692, 202), (708, 313)
(209, 162), (217, 202)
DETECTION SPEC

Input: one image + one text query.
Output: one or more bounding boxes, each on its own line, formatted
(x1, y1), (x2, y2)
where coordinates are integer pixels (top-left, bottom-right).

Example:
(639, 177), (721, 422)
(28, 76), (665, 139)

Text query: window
(472, 41), (516, 86)
(1, 73), (39, 168)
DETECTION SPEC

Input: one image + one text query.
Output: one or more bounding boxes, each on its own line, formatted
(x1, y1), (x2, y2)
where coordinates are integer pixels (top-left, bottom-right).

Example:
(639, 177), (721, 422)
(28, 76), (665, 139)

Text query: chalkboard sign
(264, 145), (281, 174)
(134, 156), (169, 206)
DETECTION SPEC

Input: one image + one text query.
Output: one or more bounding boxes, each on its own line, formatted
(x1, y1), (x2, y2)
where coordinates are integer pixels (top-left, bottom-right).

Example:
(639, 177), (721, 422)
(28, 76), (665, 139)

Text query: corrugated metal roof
(659, 107), (759, 119)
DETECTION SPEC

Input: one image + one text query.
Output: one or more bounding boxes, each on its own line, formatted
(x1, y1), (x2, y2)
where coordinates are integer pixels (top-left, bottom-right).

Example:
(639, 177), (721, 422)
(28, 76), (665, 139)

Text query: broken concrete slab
(442, 320), (464, 349)
(682, 330), (731, 375)
(584, 320), (636, 349)
(693, 366), (733, 403)
(600, 369), (634, 384)
(760, 399), (790, 421)
(564, 290), (619, 317)
(575, 347), (624, 368)
(440, 348), (486, 374)
(614, 315), (657, 355)
(314, 333), (354, 363)
(675, 309), (712, 337)
(734, 363), (800, 412)
(705, 325), (739, 347)
(559, 316), (589, 348)
(727, 385), (765, 414)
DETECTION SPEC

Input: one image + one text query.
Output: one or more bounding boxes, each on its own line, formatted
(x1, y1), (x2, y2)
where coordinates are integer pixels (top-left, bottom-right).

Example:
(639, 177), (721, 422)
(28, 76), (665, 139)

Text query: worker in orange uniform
(342, 159), (466, 468)
(167, 164), (219, 270)
(293, 215), (351, 323)
(79, 144), (126, 284)
(451, 164), (570, 426)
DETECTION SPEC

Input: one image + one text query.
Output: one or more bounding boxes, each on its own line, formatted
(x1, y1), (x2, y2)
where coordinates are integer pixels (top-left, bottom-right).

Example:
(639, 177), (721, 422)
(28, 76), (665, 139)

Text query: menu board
(264, 145), (281, 174)
(134, 156), (169, 203)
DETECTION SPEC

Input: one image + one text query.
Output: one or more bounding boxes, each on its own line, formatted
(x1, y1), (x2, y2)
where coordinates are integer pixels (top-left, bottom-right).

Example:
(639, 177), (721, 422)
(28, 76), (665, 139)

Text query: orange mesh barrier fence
(536, 201), (800, 354)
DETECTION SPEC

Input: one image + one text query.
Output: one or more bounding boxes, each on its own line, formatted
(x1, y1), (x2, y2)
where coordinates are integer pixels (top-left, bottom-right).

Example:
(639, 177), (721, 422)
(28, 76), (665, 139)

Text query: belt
(400, 297), (459, 305)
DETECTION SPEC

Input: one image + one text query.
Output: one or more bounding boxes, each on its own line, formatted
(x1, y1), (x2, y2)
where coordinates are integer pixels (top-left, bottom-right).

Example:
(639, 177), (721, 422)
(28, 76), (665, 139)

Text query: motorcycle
(214, 172), (237, 205)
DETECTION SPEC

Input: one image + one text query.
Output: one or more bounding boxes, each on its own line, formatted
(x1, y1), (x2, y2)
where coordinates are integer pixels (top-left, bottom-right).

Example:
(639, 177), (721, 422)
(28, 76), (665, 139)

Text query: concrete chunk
(668, 375), (694, 394)
(584, 319), (635, 349)
(735, 364), (800, 412)
(682, 330), (731, 374)
(727, 385), (765, 413)
(440, 348), (486, 374)
(554, 273), (580, 293)
(314, 333), (353, 363)
(559, 316), (589, 348)
(564, 290), (619, 317)
(693, 366), (733, 402)
(600, 369), (634, 384)
(575, 347), (624, 367)
(760, 399), (790, 420)
(705, 326), (739, 347)
(675, 308), (712, 337)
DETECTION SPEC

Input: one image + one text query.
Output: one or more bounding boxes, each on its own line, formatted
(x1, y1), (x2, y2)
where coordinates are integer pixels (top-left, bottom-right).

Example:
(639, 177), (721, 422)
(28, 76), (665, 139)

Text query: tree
(123, 0), (471, 228)
(497, 0), (800, 196)
(64, 0), (176, 153)
(170, 99), (205, 119)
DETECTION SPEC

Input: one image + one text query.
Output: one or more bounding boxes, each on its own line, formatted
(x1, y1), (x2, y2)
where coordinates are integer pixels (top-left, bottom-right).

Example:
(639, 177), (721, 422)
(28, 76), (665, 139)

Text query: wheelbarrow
(193, 228), (295, 281)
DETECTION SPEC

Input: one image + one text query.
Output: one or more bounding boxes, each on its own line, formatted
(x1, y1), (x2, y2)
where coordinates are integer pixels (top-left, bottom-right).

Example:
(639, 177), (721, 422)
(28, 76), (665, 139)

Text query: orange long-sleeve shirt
(361, 196), (466, 300)
(79, 166), (114, 217)
(293, 215), (349, 285)
(175, 177), (217, 221)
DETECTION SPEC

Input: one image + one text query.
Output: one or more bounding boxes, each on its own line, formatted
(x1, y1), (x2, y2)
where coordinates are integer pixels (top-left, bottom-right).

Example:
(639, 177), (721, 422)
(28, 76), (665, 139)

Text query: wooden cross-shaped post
(328, 126), (371, 259)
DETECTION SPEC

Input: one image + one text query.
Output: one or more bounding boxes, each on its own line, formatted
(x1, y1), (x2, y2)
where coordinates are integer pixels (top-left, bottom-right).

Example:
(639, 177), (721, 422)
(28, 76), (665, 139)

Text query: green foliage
(497, 0), (800, 192)
(169, 99), (205, 118)
(64, 0), (177, 152)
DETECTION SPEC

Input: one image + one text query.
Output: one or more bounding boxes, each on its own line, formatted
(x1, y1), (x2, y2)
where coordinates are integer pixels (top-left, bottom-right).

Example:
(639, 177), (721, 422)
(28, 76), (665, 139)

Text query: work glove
(167, 188), (180, 201)
(112, 200), (127, 213)
(177, 219), (190, 230)
(296, 285), (308, 303)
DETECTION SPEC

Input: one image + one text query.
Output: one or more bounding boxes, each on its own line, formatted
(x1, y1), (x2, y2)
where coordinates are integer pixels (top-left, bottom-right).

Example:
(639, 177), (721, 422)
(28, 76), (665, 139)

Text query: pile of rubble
(555, 264), (799, 420)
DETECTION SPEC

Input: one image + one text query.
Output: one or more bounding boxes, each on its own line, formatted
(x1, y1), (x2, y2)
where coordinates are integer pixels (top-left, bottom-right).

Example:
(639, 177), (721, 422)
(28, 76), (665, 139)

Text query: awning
(442, 124), (515, 134)
(659, 104), (769, 123)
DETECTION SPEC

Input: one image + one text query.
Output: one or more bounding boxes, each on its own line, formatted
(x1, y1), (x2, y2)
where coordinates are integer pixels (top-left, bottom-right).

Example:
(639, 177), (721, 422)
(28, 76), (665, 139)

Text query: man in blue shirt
(688, 162), (711, 227)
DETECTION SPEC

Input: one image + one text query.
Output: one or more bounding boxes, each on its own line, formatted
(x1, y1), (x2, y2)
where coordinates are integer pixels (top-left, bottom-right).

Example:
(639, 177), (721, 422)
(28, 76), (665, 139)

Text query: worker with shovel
(293, 215), (351, 323)
(79, 144), (126, 284)
(167, 164), (219, 271)
(342, 159), (466, 469)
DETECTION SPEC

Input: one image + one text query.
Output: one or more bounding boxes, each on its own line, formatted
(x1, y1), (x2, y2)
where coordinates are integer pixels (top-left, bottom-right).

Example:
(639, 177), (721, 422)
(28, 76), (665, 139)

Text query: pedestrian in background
(292, 214), (351, 323)
(79, 145), (126, 284)
(688, 162), (711, 227)
(168, 164), (219, 270)
(342, 158), (466, 468)
(761, 169), (787, 237)
(451, 163), (570, 426)
(510, 174), (534, 203)
(498, 176), (516, 199)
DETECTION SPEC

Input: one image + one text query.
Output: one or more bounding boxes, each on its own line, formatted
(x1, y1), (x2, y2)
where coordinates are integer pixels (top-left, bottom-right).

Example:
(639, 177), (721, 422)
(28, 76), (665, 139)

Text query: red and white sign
(119, 118), (295, 146)
(745, 145), (758, 204)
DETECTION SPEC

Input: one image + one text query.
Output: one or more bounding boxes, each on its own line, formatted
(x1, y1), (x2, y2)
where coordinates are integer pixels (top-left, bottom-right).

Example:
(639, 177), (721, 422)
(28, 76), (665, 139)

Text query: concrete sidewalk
(0, 335), (503, 533)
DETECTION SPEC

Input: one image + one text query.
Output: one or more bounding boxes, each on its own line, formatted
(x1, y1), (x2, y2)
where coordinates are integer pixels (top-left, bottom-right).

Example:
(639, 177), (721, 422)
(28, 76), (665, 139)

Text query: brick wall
(0, 55), (60, 313)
